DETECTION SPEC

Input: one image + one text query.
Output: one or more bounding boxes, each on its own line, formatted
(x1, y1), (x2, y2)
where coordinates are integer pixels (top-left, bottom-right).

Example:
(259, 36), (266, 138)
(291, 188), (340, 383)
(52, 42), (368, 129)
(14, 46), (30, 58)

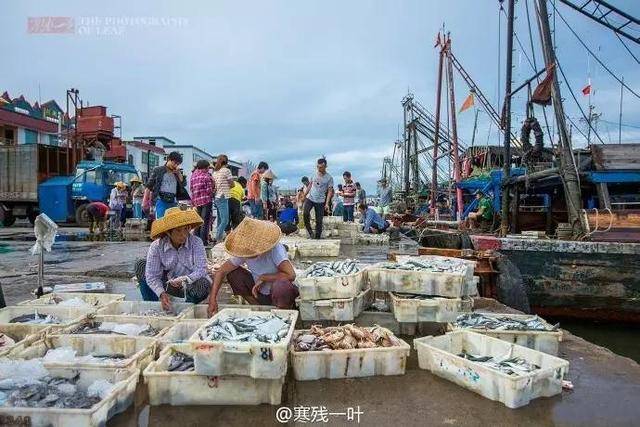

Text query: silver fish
(303, 260), (360, 278)
(454, 313), (558, 332)
(380, 258), (467, 273)
(458, 351), (541, 376)
(167, 352), (194, 372)
(10, 310), (60, 325)
(199, 314), (292, 343)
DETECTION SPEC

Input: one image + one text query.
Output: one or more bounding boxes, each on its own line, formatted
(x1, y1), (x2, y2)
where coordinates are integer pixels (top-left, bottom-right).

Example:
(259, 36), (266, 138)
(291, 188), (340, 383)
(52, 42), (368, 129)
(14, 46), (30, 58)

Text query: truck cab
(70, 161), (140, 225)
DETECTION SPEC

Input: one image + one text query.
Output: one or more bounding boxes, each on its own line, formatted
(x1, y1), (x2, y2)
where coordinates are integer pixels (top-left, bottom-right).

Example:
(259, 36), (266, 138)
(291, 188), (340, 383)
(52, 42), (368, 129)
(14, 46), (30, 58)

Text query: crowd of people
(114, 152), (397, 315)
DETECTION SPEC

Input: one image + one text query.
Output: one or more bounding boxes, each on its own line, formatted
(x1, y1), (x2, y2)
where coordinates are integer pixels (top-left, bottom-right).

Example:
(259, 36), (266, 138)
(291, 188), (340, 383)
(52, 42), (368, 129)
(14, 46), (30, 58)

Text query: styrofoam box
(57, 315), (175, 338)
(189, 308), (298, 379)
(0, 306), (95, 331)
(413, 330), (569, 408)
(143, 344), (285, 406)
(192, 304), (277, 319)
(294, 239), (341, 257)
(15, 334), (157, 371)
(450, 313), (563, 355)
(390, 293), (473, 323)
(19, 292), (126, 307)
(354, 233), (390, 245)
(290, 328), (410, 380)
(395, 255), (476, 283)
(0, 324), (52, 357)
(297, 268), (367, 300)
(96, 301), (195, 320)
(297, 289), (372, 321)
(366, 261), (474, 297)
(0, 366), (139, 427)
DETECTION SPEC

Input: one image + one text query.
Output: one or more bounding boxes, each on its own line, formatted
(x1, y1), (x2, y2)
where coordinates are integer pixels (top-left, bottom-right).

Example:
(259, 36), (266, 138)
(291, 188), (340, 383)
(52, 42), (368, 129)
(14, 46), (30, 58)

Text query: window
(142, 152), (148, 164)
(128, 154), (134, 165)
(148, 153), (159, 168)
(85, 169), (102, 184)
(104, 170), (138, 186)
(24, 129), (38, 144)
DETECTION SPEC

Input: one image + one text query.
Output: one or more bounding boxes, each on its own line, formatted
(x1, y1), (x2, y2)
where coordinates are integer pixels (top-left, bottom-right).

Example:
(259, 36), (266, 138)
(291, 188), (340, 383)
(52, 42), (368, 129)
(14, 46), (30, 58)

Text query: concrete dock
(1, 226), (639, 426)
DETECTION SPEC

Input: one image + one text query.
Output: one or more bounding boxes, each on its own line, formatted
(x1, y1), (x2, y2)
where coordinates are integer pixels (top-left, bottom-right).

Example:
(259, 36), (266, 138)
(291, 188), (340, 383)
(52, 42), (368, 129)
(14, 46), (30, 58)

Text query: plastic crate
(0, 324), (52, 357)
(143, 344), (284, 406)
(191, 304), (277, 319)
(96, 301), (195, 320)
(297, 268), (367, 300)
(0, 366), (138, 427)
(19, 292), (125, 308)
(290, 328), (410, 380)
(189, 308), (298, 379)
(0, 306), (94, 332)
(157, 319), (208, 351)
(15, 334), (157, 371)
(57, 315), (175, 338)
(450, 313), (562, 355)
(390, 293), (473, 323)
(297, 289), (372, 321)
(414, 330), (569, 408)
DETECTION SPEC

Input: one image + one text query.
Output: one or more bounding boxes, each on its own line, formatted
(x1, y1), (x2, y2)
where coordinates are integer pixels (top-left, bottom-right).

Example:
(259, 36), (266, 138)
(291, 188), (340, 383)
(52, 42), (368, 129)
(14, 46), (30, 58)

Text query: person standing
(212, 154), (234, 243)
(189, 160), (214, 246)
(355, 182), (366, 205)
(377, 178), (393, 217)
(145, 151), (187, 219)
(228, 176), (247, 230)
(108, 181), (128, 227)
(248, 161), (268, 219)
(130, 177), (145, 219)
(341, 171), (357, 222)
(261, 170), (278, 222)
(303, 158), (334, 239)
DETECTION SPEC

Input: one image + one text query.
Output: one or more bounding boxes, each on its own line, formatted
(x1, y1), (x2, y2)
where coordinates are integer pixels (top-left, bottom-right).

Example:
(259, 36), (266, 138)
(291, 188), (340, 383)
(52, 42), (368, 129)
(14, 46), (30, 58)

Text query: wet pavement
(1, 226), (639, 426)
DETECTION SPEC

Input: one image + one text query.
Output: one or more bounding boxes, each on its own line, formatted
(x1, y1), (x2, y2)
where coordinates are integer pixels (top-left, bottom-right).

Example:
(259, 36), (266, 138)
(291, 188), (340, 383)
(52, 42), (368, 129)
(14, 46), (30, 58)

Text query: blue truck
(0, 144), (139, 226)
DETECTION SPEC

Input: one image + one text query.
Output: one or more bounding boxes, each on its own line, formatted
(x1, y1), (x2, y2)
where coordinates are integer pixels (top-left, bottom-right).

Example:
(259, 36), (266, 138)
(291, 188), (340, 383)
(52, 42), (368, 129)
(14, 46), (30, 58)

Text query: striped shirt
(213, 167), (233, 198)
(342, 182), (357, 206)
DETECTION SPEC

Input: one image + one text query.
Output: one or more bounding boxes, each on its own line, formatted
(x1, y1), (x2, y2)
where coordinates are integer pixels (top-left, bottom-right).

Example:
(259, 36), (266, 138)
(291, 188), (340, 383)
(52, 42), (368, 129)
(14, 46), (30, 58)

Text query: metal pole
(403, 102), (410, 195)
(431, 42), (445, 213)
(500, 0), (515, 236)
(445, 38), (464, 220)
(536, 0), (586, 237)
(619, 76), (624, 144)
(36, 243), (44, 298)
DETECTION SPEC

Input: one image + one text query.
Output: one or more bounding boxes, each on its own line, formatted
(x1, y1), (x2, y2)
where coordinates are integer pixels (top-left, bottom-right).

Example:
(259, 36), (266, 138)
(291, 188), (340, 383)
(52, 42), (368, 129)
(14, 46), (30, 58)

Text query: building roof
(125, 140), (166, 154)
(133, 136), (177, 145)
(171, 145), (242, 167)
(0, 90), (68, 132)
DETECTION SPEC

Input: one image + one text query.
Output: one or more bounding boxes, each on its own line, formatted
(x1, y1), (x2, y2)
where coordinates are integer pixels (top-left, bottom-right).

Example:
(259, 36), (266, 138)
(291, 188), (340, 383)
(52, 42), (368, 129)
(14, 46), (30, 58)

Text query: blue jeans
(343, 205), (354, 222)
(215, 196), (229, 241)
(155, 198), (177, 219)
(133, 202), (143, 219)
(249, 199), (264, 219)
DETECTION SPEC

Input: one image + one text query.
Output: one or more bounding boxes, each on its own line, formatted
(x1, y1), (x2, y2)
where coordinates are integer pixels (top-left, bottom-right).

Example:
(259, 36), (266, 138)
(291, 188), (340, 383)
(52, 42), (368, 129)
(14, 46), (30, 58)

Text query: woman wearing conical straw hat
(138, 206), (212, 311)
(207, 217), (298, 316)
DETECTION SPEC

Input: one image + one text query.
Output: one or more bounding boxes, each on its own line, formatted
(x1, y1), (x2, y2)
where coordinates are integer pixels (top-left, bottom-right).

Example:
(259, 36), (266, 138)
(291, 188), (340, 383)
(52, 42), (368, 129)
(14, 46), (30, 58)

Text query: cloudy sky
(4, 0), (639, 192)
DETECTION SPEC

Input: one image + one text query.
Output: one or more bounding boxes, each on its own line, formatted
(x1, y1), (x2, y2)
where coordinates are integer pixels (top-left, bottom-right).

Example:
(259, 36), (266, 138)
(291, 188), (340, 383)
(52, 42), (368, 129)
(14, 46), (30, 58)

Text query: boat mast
(535, 0), (587, 237)
(500, 0), (515, 236)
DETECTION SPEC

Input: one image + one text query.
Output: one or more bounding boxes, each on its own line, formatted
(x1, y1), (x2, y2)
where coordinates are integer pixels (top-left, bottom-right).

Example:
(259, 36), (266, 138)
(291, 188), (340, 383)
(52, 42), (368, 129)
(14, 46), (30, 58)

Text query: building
(0, 91), (67, 146)
(124, 140), (166, 182)
(132, 136), (176, 150)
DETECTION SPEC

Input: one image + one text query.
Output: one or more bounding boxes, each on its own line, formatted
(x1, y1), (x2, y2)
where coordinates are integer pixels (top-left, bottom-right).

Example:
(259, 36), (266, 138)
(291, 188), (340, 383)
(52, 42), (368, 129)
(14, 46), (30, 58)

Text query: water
(551, 318), (640, 363)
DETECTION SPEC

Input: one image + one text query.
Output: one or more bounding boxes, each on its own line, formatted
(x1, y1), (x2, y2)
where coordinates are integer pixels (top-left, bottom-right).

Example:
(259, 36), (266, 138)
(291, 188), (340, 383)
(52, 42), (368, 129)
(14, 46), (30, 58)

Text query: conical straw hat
(224, 217), (282, 258)
(262, 169), (277, 180)
(150, 206), (203, 239)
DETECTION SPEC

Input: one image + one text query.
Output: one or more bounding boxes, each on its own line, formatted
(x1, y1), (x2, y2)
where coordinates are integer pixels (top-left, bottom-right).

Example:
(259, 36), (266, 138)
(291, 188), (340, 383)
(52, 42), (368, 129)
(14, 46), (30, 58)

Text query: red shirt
(248, 170), (261, 200)
(189, 169), (214, 207)
(87, 201), (109, 217)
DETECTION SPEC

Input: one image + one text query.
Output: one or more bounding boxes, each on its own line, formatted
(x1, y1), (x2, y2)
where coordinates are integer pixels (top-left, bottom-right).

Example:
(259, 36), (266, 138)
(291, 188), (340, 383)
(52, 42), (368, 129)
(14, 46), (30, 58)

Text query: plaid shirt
(145, 234), (211, 298)
(189, 169), (214, 207)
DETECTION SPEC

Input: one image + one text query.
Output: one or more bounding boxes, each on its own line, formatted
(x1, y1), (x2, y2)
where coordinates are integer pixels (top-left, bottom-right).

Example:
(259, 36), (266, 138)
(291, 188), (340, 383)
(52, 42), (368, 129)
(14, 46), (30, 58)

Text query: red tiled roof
(0, 108), (58, 133)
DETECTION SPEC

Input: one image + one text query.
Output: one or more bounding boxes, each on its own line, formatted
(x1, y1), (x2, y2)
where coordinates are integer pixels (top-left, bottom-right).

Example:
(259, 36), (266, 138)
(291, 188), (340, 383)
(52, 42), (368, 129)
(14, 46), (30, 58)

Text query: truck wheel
(27, 208), (39, 225)
(75, 204), (90, 227)
(0, 210), (16, 227)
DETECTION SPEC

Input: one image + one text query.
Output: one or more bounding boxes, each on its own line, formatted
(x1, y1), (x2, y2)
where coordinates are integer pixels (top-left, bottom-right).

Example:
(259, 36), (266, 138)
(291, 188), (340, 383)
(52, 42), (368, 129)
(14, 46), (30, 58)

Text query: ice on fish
(137, 309), (175, 317)
(9, 310), (61, 325)
(457, 350), (541, 376)
(42, 347), (128, 365)
(454, 313), (558, 332)
(379, 258), (468, 273)
(303, 259), (360, 278)
(198, 314), (293, 343)
(57, 297), (92, 309)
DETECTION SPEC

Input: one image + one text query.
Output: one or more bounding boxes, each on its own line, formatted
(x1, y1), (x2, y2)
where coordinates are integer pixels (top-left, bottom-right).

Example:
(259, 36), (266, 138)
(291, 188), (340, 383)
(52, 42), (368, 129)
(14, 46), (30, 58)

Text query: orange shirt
(248, 170), (261, 200)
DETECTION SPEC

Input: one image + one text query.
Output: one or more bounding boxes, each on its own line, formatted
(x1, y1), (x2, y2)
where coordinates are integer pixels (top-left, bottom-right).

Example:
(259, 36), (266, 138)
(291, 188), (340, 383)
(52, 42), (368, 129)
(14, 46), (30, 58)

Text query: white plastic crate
(0, 324), (52, 357)
(354, 233), (389, 245)
(366, 260), (475, 297)
(96, 301), (195, 320)
(390, 293), (473, 323)
(191, 304), (278, 319)
(450, 313), (562, 355)
(297, 289), (372, 321)
(143, 344), (285, 406)
(414, 330), (569, 408)
(0, 366), (139, 427)
(297, 268), (367, 300)
(290, 329), (410, 380)
(157, 319), (208, 351)
(189, 308), (298, 379)
(15, 334), (157, 371)
(395, 255), (476, 283)
(291, 238), (341, 257)
(57, 315), (175, 338)
(19, 292), (126, 308)
(0, 306), (95, 332)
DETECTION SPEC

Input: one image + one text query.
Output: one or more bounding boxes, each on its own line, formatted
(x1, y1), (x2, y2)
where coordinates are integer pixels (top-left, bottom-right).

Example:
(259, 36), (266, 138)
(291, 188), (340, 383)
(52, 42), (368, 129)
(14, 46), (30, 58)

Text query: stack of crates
(143, 308), (298, 406)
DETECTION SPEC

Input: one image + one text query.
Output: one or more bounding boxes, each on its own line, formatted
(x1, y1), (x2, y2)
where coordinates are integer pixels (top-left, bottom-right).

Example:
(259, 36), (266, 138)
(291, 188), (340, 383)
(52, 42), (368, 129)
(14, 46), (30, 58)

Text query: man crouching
(207, 217), (298, 316)
(138, 206), (211, 311)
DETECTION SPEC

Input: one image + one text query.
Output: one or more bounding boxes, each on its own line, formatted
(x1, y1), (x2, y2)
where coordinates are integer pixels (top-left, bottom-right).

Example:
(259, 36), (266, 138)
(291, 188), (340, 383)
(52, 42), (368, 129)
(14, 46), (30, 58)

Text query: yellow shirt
(229, 181), (244, 202)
